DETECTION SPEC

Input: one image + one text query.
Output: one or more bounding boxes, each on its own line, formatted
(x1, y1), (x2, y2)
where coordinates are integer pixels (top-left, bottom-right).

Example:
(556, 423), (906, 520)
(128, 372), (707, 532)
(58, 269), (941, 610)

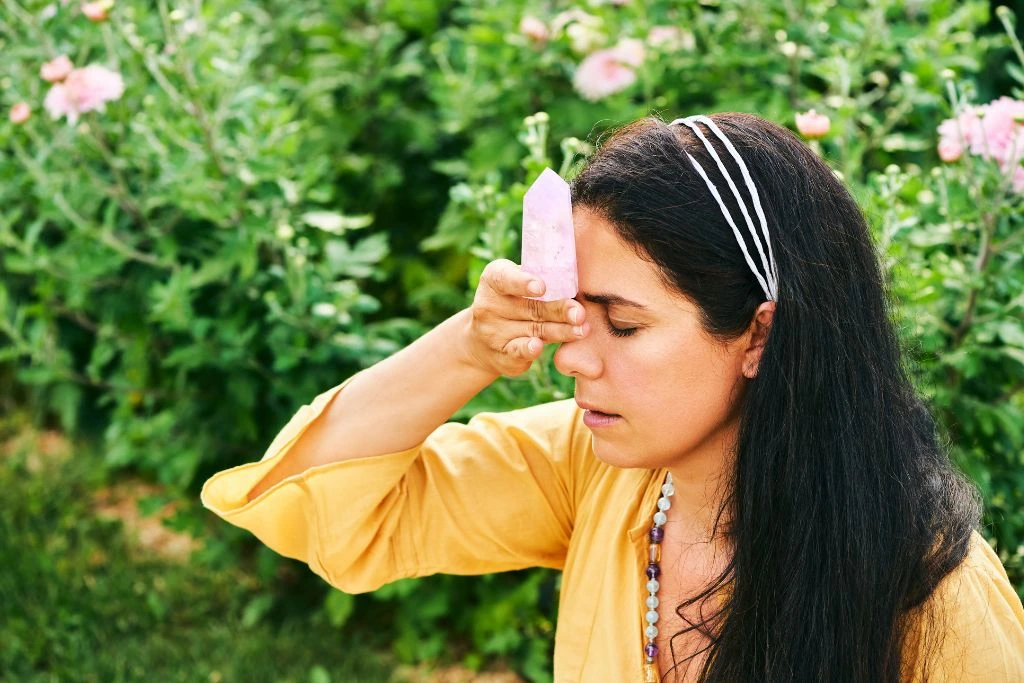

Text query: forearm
(246, 308), (498, 501)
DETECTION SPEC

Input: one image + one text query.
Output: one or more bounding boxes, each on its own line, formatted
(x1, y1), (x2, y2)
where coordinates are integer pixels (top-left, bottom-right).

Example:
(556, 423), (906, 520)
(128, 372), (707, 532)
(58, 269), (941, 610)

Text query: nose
(554, 331), (603, 379)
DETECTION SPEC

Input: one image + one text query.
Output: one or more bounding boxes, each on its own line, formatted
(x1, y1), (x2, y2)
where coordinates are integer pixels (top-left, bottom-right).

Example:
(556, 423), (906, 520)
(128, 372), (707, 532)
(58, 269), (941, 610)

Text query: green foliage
(0, 0), (425, 492)
(366, 570), (557, 679)
(1, 0), (1022, 680)
(868, 135), (1024, 588)
(0, 421), (394, 682)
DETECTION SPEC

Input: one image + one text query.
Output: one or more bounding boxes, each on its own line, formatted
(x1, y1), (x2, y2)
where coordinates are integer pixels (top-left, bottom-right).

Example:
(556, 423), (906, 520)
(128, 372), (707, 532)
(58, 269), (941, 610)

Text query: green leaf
(309, 666), (331, 683)
(1008, 62), (1024, 86)
(302, 211), (374, 234)
(241, 594), (275, 629)
(997, 322), (1024, 348)
(324, 234), (389, 278)
(324, 590), (355, 628)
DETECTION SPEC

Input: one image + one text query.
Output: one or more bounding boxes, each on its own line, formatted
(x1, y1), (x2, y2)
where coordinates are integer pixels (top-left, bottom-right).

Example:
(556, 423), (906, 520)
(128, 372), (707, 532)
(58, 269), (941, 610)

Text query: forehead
(571, 207), (684, 311)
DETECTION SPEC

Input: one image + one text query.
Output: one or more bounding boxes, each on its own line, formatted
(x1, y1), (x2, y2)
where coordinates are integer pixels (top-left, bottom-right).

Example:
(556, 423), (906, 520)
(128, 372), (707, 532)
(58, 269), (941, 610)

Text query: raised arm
(245, 259), (589, 501)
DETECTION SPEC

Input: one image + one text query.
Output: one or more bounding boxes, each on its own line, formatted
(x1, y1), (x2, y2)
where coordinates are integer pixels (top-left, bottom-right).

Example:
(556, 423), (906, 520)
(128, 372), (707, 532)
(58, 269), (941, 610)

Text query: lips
(576, 400), (619, 417)
(581, 408), (622, 428)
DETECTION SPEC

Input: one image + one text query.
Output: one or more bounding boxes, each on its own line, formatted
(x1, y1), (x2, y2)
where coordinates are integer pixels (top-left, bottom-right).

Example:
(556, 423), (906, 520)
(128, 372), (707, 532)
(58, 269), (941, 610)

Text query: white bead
(643, 473), (674, 661)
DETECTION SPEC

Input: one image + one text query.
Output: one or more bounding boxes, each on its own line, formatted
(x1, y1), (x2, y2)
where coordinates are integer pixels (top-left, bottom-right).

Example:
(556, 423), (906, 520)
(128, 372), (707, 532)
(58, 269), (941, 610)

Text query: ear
(741, 301), (776, 379)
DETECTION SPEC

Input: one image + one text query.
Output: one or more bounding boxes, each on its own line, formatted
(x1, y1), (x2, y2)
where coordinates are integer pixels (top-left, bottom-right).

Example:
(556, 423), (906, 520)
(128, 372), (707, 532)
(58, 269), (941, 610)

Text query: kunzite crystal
(521, 168), (578, 301)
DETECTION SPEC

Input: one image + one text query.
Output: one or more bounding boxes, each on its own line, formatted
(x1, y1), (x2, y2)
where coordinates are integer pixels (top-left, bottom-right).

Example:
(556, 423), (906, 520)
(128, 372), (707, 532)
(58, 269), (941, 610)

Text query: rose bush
(2, 0), (1021, 679)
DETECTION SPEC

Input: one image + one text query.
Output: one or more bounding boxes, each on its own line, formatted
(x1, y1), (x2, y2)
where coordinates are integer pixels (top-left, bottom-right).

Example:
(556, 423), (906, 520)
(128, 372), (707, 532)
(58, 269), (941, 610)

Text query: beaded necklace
(643, 472), (674, 682)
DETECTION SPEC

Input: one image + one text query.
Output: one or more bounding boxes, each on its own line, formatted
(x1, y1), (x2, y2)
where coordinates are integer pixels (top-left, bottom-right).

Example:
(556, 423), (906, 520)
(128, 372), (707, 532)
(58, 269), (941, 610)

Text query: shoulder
(939, 531), (1023, 626)
(907, 530), (1024, 680)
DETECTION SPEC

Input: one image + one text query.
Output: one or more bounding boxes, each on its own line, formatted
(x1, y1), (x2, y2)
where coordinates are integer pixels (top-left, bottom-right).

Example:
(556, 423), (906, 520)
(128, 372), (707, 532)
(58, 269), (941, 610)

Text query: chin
(590, 434), (657, 470)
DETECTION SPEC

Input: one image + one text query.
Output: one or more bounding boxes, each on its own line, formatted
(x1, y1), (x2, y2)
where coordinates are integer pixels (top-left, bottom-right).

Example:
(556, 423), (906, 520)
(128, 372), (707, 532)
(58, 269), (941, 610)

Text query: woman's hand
(459, 259), (589, 377)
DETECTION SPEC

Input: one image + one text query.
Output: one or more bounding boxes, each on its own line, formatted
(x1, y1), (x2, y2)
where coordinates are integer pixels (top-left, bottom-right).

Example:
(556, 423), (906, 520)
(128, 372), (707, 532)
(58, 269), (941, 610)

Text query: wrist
(449, 308), (500, 381)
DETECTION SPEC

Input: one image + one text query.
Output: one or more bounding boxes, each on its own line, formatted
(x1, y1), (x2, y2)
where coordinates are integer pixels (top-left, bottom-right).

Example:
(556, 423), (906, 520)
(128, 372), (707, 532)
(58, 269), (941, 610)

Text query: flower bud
(795, 109), (830, 139)
(9, 102), (31, 124)
(40, 55), (73, 83)
(81, 0), (113, 22)
(519, 15), (549, 43)
(937, 138), (962, 163)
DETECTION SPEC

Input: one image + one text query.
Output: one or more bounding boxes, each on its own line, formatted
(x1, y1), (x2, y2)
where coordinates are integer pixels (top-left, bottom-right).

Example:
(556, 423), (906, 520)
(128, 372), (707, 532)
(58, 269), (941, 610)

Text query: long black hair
(569, 113), (981, 681)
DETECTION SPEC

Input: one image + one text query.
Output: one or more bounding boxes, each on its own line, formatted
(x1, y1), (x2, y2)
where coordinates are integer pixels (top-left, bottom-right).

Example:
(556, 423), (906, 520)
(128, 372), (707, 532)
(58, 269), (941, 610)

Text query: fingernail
(528, 281), (543, 295)
(573, 325), (584, 337)
(570, 307), (580, 324)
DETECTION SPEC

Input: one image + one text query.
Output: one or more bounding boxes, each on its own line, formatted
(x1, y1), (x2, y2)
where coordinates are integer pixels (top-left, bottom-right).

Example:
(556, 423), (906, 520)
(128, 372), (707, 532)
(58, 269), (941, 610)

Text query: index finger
(484, 260), (546, 298)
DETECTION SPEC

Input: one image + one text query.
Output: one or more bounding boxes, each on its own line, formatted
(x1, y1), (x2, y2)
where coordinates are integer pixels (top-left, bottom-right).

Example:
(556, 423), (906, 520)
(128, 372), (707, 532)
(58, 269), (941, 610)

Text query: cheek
(616, 335), (742, 451)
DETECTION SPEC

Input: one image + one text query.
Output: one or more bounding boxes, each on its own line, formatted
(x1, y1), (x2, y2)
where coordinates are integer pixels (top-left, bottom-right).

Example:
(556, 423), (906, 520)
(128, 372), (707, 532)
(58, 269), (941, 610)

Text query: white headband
(669, 115), (779, 302)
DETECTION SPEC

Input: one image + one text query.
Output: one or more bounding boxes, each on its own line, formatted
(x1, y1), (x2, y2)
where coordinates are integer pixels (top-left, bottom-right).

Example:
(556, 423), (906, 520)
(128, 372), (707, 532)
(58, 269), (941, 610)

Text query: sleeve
(907, 531), (1024, 681)
(199, 372), (589, 594)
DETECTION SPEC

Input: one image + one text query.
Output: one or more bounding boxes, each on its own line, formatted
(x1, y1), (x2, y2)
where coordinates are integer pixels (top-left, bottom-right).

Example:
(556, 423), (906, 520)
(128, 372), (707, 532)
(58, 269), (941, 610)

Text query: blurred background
(2, 1), (1022, 681)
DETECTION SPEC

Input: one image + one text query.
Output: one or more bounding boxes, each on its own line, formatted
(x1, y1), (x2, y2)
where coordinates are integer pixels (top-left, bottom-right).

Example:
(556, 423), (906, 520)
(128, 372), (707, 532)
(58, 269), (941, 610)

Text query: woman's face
(554, 206), (760, 471)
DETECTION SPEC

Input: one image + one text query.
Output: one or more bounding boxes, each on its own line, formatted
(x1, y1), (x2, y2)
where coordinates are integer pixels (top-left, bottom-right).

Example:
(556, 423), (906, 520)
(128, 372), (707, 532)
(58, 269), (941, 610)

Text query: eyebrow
(579, 292), (651, 311)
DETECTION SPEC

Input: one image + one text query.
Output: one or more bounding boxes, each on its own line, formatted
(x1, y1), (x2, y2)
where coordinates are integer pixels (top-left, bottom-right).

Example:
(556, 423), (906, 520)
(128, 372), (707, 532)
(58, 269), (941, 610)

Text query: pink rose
(976, 96), (1024, 166)
(519, 15), (549, 43)
(573, 41), (644, 102)
(612, 38), (645, 67)
(9, 102), (31, 124)
(938, 97), (1024, 188)
(795, 109), (830, 139)
(938, 106), (985, 158)
(937, 138), (962, 163)
(40, 55), (74, 83)
(44, 64), (125, 125)
(81, 0), (111, 22)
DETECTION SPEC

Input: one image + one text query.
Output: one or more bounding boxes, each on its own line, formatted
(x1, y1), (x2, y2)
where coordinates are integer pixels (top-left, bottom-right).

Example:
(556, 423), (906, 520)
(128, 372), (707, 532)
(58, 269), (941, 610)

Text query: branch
(11, 139), (175, 271)
(950, 209), (998, 348)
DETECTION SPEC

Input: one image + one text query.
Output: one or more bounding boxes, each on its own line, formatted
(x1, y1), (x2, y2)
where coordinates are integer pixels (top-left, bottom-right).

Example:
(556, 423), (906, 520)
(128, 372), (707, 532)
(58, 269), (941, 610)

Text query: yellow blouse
(201, 372), (1024, 681)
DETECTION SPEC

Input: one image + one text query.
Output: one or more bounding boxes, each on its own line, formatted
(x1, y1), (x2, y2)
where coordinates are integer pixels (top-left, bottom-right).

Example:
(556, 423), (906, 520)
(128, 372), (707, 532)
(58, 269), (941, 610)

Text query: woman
(201, 113), (1024, 681)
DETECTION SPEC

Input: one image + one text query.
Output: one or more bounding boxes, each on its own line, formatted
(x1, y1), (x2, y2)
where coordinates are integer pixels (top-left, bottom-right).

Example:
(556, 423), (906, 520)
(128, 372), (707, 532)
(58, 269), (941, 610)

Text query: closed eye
(606, 321), (638, 337)
(574, 297), (641, 338)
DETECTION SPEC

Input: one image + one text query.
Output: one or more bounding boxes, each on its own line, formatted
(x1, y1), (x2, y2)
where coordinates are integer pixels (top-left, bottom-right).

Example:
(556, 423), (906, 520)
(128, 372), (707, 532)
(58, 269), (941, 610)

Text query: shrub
(2, 1), (1020, 680)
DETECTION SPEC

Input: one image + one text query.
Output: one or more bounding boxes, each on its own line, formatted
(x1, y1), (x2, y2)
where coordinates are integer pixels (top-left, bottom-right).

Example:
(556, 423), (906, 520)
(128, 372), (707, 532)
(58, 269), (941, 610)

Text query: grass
(0, 421), (396, 683)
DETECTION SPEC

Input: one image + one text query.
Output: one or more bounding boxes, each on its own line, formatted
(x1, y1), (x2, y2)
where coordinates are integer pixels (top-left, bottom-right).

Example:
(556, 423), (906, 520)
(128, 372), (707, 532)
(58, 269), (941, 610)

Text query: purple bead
(645, 562), (661, 579)
(649, 526), (664, 543)
(644, 643), (659, 658)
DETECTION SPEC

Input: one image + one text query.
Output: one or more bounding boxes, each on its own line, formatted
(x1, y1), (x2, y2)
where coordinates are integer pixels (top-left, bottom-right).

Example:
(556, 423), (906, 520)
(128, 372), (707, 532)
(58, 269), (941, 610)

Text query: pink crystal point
(521, 168), (578, 301)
